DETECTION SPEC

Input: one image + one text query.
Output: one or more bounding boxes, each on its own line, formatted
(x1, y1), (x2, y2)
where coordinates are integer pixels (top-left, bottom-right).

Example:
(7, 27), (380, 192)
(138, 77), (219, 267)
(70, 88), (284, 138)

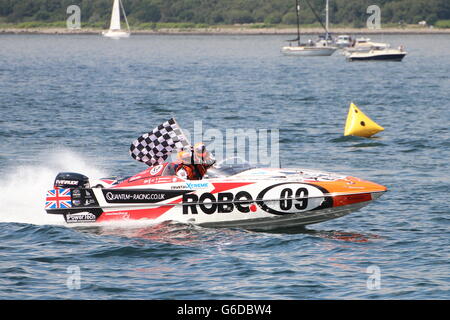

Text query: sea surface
(0, 34), (449, 300)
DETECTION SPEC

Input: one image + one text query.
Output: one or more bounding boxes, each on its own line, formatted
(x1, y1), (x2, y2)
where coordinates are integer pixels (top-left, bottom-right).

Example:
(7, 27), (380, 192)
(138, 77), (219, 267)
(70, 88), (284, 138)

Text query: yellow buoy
(344, 102), (384, 138)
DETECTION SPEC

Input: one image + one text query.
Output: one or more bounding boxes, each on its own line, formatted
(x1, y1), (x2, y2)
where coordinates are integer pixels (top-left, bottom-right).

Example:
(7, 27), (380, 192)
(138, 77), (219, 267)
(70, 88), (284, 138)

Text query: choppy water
(0, 34), (449, 299)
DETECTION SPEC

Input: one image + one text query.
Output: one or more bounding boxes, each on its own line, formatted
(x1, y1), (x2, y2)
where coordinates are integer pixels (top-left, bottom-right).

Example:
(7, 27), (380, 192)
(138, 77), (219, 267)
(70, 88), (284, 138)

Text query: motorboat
(346, 46), (407, 61)
(335, 35), (353, 48)
(343, 37), (389, 54)
(102, 0), (130, 39)
(45, 161), (387, 230)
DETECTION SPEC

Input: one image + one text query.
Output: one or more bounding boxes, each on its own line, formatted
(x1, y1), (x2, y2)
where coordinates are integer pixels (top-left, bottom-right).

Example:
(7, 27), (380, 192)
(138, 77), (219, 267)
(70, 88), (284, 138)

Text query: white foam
(0, 149), (108, 225)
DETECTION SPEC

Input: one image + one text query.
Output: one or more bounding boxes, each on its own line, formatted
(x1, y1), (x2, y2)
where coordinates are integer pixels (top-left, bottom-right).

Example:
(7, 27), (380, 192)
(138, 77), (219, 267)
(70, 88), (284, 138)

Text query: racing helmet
(194, 142), (207, 158)
(177, 150), (192, 165)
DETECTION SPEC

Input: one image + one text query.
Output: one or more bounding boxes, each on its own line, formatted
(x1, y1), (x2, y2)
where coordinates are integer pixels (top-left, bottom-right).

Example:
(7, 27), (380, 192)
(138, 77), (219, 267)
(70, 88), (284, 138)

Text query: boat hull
(347, 52), (406, 62)
(281, 46), (337, 56)
(102, 30), (130, 39)
(198, 194), (383, 230)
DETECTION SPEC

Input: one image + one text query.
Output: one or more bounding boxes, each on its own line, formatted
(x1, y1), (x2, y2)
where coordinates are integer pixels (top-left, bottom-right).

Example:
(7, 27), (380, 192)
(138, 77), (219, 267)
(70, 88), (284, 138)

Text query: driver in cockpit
(174, 142), (215, 180)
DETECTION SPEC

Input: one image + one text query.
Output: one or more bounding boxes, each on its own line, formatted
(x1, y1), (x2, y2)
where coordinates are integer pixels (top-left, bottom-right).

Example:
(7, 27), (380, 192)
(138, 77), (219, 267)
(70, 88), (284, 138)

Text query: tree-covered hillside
(1, 0), (449, 27)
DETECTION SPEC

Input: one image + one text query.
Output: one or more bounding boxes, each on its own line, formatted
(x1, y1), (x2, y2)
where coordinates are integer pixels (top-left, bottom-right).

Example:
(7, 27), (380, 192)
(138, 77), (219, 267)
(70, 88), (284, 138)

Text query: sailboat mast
(296, 0), (300, 46)
(325, 0), (329, 39)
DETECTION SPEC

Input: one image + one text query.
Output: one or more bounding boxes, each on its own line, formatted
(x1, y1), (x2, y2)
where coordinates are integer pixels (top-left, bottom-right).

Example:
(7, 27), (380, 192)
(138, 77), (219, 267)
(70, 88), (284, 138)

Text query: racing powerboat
(45, 161), (387, 230)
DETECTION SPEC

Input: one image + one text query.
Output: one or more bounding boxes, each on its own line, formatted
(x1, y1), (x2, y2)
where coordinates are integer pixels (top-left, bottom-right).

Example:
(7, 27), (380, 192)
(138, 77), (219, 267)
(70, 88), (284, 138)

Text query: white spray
(0, 149), (107, 225)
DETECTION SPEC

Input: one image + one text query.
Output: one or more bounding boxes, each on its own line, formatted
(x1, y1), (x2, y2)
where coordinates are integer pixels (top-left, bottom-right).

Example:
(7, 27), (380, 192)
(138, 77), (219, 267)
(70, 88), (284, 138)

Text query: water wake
(0, 149), (107, 225)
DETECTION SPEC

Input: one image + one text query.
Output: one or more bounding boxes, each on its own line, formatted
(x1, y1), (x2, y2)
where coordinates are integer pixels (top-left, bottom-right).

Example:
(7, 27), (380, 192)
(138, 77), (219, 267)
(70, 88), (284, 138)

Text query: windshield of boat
(204, 157), (257, 178)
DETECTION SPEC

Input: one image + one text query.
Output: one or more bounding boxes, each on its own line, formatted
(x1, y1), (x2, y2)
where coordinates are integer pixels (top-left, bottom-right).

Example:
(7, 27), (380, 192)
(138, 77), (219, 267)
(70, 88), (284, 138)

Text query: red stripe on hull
(333, 193), (372, 207)
(96, 198), (183, 222)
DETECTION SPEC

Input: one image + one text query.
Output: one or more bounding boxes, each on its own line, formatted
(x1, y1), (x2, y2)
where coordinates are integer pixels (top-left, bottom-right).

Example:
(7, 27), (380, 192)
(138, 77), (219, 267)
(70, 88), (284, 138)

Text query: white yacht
(281, 0), (337, 57)
(343, 37), (388, 54)
(346, 46), (407, 61)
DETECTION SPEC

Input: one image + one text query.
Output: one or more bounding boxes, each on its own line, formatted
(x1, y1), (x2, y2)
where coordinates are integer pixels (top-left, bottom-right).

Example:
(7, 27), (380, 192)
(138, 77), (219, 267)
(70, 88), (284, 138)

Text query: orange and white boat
(45, 161), (386, 230)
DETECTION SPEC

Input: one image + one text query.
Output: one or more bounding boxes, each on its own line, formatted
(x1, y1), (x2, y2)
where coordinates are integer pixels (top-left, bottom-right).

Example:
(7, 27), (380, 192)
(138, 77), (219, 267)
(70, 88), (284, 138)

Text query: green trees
(132, 0), (161, 22)
(0, 0), (449, 27)
(225, 9), (253, 24)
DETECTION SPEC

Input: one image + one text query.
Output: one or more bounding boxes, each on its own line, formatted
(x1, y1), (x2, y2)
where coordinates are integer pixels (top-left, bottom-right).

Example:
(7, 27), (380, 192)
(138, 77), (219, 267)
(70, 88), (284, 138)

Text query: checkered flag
(130, 118), (190, 166)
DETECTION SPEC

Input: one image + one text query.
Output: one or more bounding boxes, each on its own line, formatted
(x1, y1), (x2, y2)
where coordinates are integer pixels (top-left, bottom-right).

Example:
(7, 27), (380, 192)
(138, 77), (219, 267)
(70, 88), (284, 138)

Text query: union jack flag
(45, 189), (72, 209)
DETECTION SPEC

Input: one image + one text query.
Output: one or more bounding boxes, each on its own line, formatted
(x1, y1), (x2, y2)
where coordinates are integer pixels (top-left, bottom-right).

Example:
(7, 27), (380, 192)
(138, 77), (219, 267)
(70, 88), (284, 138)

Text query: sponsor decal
(105, 192), (165, 202)
(143, 177), (174, 184)
(72, 198), (96, 207)
(102, 189), (189, 204)
(65, 212), (97, 223)
(177, 169), (188, 179)
(85, 199), (96, 206)
(55, 179), (79, 186)
(183, 191), (254, 215)
(72, 189), (81, 198)
(104, 211), (130, 219)
(149, 164), (164, 176)
(255, 183), (332, 215)
(62, 188), (98, 208)
(182, 183), (332, 215)
(171, 185), (189, 190)
(185, 182), (209, 189)
(170, 181), (211, 190)
(144, 178), (157, 184)
(297, 170), (346, 182)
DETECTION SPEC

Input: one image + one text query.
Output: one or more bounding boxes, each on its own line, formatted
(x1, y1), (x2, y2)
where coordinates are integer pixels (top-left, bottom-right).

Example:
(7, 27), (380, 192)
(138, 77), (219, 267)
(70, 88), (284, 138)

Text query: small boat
(346, 47), (407, 61)
(335, 35), (353, 48)
(102, 0), (130, 39)
(281, 0), (337, 57)
(343, 37), (389, 54)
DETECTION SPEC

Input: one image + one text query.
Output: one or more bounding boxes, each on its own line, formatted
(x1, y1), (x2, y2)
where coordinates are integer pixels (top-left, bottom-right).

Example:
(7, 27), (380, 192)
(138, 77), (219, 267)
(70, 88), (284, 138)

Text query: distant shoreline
(1, 27), (450, 35)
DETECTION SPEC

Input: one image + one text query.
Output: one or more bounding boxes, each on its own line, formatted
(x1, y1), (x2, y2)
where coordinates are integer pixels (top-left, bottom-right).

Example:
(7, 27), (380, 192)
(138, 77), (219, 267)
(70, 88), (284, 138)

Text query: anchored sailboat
(281, 0), (337, 56)
(102, 0), (130, 38)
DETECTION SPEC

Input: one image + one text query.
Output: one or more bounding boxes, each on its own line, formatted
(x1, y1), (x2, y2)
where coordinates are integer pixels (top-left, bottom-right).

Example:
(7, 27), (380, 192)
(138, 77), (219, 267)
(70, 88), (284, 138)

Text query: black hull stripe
(349, 54), (406, 61)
